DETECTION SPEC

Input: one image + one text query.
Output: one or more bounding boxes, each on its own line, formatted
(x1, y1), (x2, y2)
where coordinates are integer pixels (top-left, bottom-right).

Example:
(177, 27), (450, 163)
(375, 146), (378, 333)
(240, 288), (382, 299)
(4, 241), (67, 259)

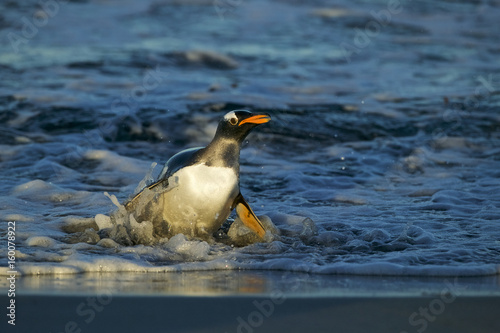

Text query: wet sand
(2, 271), (499, 333)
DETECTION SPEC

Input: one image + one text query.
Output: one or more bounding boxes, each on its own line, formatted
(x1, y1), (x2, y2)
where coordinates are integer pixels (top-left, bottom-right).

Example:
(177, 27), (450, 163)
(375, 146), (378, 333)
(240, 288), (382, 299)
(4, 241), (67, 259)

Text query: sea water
(0, 0), (499, 278)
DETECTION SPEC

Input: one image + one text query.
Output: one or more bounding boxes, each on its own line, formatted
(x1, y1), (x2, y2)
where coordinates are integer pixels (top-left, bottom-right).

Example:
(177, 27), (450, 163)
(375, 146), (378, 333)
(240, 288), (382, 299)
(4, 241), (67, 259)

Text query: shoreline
(2, 271), (500, 332)
(3, 270), (500, 297)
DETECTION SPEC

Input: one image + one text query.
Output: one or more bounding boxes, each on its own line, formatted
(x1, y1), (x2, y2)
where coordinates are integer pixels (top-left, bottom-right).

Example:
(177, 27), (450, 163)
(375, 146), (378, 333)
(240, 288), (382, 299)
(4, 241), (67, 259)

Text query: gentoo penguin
(123, 110), (271, 240)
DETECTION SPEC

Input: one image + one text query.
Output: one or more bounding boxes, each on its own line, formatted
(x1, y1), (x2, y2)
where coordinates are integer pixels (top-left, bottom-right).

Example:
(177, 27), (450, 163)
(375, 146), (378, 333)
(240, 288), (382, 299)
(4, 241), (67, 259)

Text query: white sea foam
(1, 0), (500, 280)
(25, 236), (56, 248)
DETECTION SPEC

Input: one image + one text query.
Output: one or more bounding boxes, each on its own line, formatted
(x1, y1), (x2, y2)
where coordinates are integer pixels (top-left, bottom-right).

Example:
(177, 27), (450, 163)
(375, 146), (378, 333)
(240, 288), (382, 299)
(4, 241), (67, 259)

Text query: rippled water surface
(1, 0), (499, 278)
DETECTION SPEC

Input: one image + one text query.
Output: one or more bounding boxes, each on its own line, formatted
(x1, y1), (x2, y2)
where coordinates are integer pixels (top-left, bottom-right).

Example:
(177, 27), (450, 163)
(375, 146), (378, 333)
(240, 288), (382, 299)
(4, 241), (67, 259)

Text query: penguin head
(214, 110), (271, 143)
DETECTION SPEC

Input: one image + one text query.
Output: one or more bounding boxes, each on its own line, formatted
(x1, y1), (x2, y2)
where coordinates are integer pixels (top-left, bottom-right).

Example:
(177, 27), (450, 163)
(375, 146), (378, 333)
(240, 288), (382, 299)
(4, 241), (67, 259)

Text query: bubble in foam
(25, 236), (56, 248)
(95, 214), (113, 230)
(228, 215), (279, 247)
(165, 234), (211, 260)
(96, 238), (120, 248)
(270, 213), (318, 240)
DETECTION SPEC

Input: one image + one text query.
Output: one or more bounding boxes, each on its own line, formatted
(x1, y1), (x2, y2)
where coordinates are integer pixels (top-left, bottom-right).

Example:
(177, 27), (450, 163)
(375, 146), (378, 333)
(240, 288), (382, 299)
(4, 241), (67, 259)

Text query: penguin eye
(229, 117), (238, 126)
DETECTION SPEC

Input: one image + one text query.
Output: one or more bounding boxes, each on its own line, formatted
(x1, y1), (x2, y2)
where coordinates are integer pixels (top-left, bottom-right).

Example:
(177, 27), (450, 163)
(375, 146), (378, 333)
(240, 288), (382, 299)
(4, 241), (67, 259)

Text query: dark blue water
(1, 0), (499, 277)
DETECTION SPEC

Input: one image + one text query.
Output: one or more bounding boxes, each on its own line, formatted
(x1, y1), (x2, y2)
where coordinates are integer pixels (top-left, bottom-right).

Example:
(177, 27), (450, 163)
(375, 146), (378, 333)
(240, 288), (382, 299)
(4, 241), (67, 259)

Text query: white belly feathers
(161, 164), (239, 237)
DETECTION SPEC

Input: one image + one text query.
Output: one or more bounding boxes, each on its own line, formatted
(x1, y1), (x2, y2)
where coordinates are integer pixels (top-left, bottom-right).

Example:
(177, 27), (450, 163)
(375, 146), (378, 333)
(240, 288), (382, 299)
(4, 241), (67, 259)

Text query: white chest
(160, 164), (239, 236)
(170, 164), (238, 200)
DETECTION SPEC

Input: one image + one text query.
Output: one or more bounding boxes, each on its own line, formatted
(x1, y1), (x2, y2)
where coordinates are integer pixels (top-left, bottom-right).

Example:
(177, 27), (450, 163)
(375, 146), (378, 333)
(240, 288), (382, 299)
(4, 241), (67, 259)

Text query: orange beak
(238, 114), (271, 126)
